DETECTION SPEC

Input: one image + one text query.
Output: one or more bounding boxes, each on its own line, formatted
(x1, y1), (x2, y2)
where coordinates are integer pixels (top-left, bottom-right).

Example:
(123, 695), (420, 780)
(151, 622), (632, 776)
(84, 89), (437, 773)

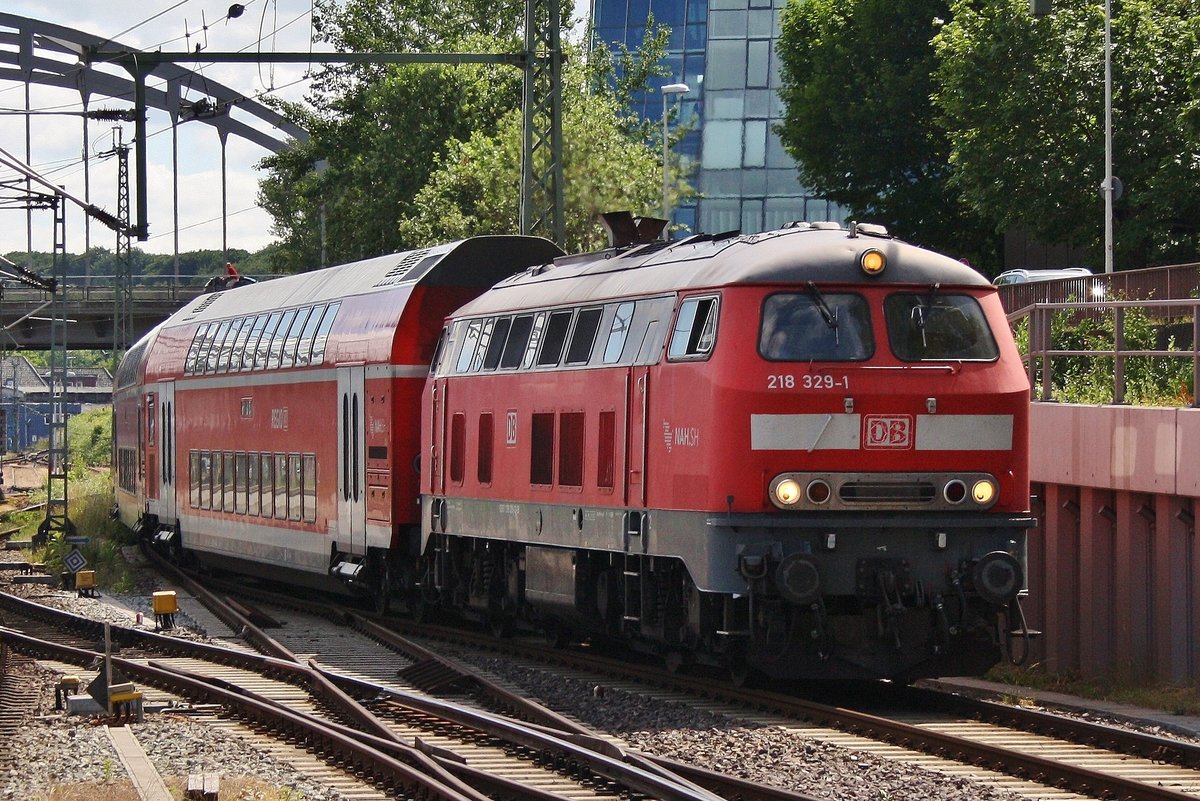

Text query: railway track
(0, 579), (824, 801)
(186, 571), (1200, 801)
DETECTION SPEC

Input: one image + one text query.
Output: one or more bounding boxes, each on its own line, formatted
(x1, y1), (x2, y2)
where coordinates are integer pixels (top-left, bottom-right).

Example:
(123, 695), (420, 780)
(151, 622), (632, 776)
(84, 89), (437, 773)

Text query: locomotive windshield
(759, 292), (873, 361)
(884, 292), (999, 361)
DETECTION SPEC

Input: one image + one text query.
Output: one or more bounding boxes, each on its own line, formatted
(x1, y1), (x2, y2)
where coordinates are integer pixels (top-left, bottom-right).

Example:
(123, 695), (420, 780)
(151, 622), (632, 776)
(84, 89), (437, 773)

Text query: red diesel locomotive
(116, 219), (1033, 681)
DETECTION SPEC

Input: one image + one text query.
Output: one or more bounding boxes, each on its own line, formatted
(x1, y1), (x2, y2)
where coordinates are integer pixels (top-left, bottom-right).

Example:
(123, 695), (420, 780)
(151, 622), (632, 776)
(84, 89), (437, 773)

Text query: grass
(986, 662), (1200, 717)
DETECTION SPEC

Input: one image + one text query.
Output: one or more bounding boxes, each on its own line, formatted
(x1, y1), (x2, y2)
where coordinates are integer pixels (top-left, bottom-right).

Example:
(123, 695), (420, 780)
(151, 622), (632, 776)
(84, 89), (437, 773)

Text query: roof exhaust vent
(599, 211), (667, 249)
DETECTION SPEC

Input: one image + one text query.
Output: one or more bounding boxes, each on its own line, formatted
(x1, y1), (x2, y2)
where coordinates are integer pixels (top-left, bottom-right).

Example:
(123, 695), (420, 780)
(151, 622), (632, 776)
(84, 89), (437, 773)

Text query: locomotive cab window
(884, 293), (999, 362)
(759, 291), (874, 361)
(668, 296), (719, 361)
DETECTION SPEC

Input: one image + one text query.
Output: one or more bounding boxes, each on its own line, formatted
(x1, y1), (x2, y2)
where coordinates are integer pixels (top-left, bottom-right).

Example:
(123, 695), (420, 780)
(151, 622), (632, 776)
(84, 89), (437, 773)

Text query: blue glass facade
(590, 0), (848, 235)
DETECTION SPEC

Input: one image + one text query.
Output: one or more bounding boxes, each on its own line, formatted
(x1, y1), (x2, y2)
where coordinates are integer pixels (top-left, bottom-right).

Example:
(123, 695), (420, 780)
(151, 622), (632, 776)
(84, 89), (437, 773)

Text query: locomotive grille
(838, 481), (936, 503)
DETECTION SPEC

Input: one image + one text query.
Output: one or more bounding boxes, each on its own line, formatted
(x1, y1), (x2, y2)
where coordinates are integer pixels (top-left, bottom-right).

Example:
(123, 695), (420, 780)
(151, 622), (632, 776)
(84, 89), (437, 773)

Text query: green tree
(775, 0), (999, 266)
(933, 0), (1200, 269)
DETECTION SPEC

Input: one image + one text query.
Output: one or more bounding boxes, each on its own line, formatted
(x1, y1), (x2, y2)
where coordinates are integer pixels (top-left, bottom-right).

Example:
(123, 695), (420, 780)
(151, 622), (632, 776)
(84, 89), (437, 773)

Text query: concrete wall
(1027, 404), (1199, 684)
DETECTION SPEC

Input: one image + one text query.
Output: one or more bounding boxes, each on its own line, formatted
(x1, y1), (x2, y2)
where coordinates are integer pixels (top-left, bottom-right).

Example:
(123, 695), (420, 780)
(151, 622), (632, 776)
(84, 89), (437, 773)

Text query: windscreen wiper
(805, 281), (839, 345)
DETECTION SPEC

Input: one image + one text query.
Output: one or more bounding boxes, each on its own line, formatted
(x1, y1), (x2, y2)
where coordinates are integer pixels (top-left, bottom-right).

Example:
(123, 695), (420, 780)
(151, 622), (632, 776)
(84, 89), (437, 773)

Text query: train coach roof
(168, 235), (563, 326)
(453, 226), (990, 317)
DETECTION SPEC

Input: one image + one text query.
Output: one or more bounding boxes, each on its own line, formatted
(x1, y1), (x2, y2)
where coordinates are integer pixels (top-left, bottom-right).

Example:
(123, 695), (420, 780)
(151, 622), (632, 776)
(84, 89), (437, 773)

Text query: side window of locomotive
(603, 302), (635, 364)
(502, 314), (536, 369)
(759, 292), (874, 362)
(256, 311), (285, 370)
(469, 319), (495, 372)
(430, 327), (450, 375)
(884, 293), (999, 362)
(268, 310), (297, 370)
(566, 307), (603, 365)
(456, 320), (484, 373)
(536, 311), (574, 367)
(482, 317), (511, 370)
(478, 413), (494, 484)
(309, 302), (340, 365)
(668, 296), (719, 361)
(520, 312), (546, 369)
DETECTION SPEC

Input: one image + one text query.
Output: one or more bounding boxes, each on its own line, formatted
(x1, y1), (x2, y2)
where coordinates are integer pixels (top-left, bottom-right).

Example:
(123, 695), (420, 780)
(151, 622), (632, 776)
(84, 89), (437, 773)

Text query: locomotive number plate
(863, 414), (913, 449)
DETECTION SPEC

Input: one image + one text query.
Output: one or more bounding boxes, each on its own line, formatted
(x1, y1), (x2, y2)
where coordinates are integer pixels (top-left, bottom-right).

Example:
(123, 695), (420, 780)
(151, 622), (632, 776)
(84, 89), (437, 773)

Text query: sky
(0, 0), (590, 259)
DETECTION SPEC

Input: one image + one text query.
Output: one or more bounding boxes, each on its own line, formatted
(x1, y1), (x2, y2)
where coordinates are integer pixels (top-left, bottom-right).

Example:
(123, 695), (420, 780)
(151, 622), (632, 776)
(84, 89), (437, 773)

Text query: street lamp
(660, 82), (689, 239)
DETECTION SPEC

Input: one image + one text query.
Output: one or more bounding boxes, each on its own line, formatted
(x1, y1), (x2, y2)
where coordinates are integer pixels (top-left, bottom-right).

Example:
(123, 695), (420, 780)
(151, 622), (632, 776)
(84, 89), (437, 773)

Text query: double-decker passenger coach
(417, 220), (1033, 681)
(114, 237), (562, 602)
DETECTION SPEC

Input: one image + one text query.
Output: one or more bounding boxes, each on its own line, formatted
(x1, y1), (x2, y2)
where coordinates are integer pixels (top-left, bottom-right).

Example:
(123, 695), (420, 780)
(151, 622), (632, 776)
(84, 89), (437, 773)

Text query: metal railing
(0, 274), (284, 305)
(1008, 298), (1200, 407)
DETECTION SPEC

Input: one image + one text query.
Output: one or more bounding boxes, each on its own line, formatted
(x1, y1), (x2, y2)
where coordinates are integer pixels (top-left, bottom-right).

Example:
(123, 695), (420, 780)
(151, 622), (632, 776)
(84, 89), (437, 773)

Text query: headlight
(773, 478), (802, 506)
(859, 248), (886, 275)
(971, 479), (997, 506)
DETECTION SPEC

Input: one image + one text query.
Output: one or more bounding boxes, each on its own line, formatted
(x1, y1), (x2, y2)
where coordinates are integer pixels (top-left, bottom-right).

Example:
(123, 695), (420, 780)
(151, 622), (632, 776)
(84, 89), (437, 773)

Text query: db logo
(864, 415), (913, 449)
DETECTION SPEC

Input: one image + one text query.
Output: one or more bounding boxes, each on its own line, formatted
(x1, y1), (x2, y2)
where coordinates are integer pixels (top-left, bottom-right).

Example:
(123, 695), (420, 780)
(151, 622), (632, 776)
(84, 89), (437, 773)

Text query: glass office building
(590, 0), (847, 235)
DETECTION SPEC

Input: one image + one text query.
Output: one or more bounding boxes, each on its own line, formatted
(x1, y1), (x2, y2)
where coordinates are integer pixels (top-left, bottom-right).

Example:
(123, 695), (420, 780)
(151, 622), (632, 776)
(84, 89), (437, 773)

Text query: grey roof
(0, 355), (48, 392)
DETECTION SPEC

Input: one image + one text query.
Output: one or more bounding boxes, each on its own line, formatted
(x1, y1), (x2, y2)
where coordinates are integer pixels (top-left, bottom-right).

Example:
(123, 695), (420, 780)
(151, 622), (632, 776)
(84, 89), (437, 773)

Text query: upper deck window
(884, 293), (999, 361)
(759, 291), (873, 362)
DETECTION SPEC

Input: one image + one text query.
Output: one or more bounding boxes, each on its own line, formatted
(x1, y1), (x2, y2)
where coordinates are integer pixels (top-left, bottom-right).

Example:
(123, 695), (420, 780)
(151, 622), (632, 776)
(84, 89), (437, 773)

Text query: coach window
(530, 412), (555, 485)
(189, 451), (200, 507)
(217, 318), (247, 373)
(566, 308), (603, 365)
(228, 318), (255, 373)
(309, 302), (340, 365)
(501, 314), (536, 369)
(668, 297), (719, 361)
(482, 317), (510, 370)
(260, 453), (274, 517)
(242, 314), (269, 370)
(302, 454), (317, 523)
(198, 451), (212, 509)
(603, 302), (635, 364)
(234, 453), (248, 514)
(294, 304), (327, 367)
(558, 411), (585, 488)
(256, 312), (285, 369)
(883, 293), (999, 362)
(248, 452), (261, 516)
(274, 453), (288, 520)
(759, 292), (873, 361)
(456, 320), (484, 373)
(478, 413), (494, 484)
(281, 307), (313, 369)
(537, 311), (574, 367)
(206, 320), (233, 373)
(191, 323), (216, 374)
(288, 454), (302, 521)
(185, 323), (209, 374)
(268, 310), (297, 370)
(223, 452), (236, 512)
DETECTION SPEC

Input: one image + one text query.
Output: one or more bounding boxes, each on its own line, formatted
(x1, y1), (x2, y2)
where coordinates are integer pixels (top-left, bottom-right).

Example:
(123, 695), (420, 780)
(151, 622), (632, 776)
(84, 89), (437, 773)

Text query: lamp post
(1102, 0), (1113, 274)
(660, 82), (689, 239)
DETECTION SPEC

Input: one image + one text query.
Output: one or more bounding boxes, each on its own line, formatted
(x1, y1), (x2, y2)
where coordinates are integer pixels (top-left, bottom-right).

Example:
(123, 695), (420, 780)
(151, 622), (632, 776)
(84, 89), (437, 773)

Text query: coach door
(158, 382), (177, 523)
(337, 365), (367, 554)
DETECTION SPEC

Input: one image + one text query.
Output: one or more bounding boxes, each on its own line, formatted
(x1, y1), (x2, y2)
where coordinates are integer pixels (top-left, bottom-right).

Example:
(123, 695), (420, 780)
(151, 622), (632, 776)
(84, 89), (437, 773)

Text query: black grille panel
(838, 481), (936, 503)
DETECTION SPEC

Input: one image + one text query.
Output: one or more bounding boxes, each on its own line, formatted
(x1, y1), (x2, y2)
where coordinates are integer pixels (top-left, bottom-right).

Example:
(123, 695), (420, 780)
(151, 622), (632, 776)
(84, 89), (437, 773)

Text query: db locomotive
(114, 217), (1034, 681)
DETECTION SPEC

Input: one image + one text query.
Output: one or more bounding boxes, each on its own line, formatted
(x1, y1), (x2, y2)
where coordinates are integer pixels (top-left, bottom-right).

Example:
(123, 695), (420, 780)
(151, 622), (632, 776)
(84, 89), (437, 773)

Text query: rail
(0, 274), (285, 305)
(1007, 297), (1200, 407)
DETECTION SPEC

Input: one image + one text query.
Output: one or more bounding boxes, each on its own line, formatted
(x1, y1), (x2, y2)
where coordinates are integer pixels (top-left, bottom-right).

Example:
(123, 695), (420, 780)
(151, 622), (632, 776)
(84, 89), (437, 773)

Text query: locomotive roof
(453, 225), (991, 318)
(166, 235), (564, 327)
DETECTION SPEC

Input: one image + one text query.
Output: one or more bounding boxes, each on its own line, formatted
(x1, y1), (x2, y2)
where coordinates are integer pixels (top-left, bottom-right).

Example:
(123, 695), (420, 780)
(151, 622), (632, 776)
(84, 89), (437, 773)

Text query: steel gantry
(78, 0), (566, 246)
